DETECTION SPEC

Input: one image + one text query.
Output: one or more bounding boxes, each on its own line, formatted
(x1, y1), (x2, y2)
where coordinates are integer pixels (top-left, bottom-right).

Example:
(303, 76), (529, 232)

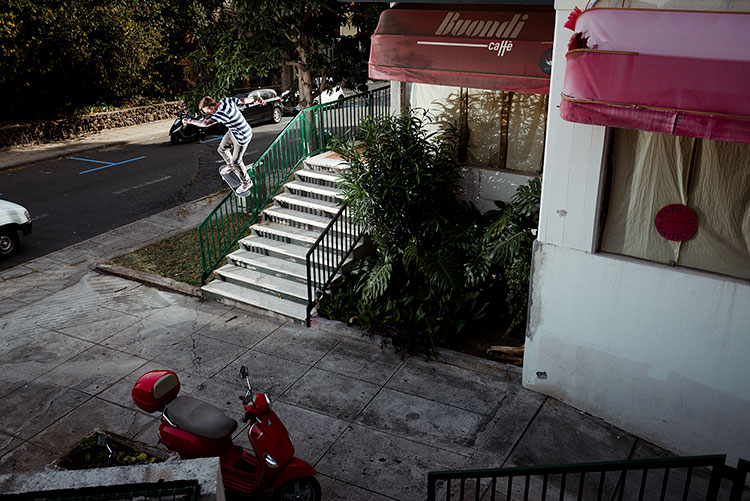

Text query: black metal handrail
(305, 202), (363, 326)
(426, 455), (749, 501)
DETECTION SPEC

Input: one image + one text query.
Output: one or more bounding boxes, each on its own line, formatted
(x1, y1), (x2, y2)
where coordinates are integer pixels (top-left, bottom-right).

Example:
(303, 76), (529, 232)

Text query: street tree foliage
(1, 0), (221, 120)
(184, 0), (384, 110)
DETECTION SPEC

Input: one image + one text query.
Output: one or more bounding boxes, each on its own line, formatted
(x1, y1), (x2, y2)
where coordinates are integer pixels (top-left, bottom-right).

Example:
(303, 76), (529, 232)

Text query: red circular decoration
(654, 204), (698, 241)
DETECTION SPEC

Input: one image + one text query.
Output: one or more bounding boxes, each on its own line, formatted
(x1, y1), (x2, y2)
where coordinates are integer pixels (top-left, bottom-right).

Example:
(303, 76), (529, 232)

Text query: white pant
(218, 131), (251, 184)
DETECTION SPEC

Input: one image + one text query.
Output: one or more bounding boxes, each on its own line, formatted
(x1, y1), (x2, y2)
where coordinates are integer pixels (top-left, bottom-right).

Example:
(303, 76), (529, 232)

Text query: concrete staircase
(201, 150), (355, 323)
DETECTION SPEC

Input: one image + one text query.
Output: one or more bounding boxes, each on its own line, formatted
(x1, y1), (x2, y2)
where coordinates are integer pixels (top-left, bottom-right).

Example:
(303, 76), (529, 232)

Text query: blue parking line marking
(72, 155), (147, 174)
(69, 157), (111, 165)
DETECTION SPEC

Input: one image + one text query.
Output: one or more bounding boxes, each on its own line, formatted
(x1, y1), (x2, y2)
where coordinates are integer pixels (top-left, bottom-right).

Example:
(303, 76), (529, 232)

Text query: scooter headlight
(263, 453), (278, 468)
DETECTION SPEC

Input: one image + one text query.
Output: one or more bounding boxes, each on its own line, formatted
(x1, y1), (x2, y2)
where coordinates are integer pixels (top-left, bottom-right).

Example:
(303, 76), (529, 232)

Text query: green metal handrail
(197, 85), (390, 285)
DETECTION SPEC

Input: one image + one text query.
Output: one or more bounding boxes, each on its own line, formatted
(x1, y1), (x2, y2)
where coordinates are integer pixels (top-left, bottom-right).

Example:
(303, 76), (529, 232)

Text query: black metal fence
(305, 202), (363, 325)
(427, 455), (750, 501)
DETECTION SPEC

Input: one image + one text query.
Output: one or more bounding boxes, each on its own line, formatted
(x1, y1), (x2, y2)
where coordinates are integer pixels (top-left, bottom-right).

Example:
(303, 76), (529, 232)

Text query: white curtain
(601, 128), (750, 280)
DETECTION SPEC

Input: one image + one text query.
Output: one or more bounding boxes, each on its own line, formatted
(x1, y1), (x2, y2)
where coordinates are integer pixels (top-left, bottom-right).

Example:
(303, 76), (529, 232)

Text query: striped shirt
(213, 98), (253, 145)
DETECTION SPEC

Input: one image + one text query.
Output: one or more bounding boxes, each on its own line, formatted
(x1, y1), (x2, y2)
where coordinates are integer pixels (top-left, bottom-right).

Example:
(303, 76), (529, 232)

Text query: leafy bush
(319, 110), (541, 355)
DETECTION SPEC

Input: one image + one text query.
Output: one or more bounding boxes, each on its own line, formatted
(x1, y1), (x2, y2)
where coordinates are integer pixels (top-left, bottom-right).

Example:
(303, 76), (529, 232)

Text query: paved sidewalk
(0, 124), (712, 500)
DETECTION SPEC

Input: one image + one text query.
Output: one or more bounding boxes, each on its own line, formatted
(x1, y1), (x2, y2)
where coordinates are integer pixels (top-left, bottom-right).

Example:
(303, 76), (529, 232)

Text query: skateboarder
(183, 94), (265, 193)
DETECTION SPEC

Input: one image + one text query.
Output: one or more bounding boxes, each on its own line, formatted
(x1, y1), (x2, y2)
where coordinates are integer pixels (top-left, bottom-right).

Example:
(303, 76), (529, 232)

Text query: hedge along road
(0, 117), (292, 271)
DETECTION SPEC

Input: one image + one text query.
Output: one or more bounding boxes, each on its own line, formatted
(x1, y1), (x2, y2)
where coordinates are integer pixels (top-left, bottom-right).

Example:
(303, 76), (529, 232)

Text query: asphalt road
(0, 117), (291, 271)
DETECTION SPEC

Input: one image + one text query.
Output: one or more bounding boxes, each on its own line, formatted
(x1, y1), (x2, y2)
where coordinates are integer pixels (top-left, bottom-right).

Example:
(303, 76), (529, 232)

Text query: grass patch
(110, 211), (249, 287)
(111, 228), (207, 287)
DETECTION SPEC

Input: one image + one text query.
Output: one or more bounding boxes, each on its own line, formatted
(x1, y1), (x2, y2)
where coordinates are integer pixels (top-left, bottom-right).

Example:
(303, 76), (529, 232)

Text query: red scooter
(131, 366), (321, 500)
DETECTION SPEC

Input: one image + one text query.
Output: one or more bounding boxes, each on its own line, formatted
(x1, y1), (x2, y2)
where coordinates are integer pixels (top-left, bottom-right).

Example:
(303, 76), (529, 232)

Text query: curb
(96, 263), (202, 298)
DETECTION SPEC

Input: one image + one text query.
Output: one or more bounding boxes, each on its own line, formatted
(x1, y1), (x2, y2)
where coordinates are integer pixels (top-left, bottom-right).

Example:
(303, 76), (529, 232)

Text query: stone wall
(0, 101), (184, 148)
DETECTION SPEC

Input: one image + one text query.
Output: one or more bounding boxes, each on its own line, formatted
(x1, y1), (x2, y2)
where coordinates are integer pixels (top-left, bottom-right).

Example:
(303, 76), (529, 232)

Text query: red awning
(369, 8), (554, 94)
(560, 8), (750, 143)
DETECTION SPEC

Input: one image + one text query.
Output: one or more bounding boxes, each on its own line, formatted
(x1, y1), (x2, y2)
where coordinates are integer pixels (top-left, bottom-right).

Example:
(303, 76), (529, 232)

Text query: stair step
(303, 151), (349, 173)
(202, 281), (307, 322)
(285, 180), (344, 201)
(273, 193), (340, 216)
(215, 265), (307, 303)
(240, 235), (308, 262)
(252, 221), (321, 246)
(228, 250), (307, 283)
(262, 206), (333, 231)
(296, 169), (343, 185)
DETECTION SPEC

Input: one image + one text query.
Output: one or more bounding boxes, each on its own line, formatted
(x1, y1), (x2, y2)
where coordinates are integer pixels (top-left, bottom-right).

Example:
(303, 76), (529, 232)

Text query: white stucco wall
(458, 167), (537, 210)
(525, 4), (750, 463)
(525, 244), (750, 462)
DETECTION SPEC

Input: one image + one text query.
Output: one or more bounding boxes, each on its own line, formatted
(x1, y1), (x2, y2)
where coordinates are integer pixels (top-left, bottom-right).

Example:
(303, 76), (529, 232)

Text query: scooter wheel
(274, 476), (321, 501)
(170, 135), (180, 145)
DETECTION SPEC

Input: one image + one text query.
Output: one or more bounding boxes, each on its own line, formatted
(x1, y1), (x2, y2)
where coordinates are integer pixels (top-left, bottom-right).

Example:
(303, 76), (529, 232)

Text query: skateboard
(219, 165), (253, 197)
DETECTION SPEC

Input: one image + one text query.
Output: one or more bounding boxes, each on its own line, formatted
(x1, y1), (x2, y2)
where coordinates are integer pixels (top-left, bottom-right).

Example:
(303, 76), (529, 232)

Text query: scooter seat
(164, 395), (238, 440)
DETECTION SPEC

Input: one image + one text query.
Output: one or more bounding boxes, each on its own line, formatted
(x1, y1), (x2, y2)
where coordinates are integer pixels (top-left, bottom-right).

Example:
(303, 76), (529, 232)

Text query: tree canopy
(185, 0), (384, 109)
(1, 0), (384, 119)
(1, 0), (222, 120)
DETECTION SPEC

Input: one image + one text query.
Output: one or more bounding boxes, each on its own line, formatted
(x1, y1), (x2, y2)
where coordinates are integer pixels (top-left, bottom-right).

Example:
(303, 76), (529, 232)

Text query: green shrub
(320, 111), (542, 355)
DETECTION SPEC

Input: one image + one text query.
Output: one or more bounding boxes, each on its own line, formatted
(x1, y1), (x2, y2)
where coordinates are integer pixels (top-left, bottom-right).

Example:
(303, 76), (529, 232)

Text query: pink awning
(369, 8), (554, 94)
(560, 8), (750, 143)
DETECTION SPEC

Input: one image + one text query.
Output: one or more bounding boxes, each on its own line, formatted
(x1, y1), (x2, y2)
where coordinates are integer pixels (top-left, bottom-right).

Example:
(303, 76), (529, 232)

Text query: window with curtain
(410, 83), (548, 174)
(600, 128), (750, 280)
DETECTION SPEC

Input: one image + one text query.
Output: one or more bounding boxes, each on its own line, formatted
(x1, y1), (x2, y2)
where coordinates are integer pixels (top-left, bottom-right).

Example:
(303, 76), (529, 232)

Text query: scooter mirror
(240, 365), (248, 378)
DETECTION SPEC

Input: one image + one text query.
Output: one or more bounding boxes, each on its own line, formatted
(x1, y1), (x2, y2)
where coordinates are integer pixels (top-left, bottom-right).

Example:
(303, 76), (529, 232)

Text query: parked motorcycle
(169, 112), (206, 145)
(132, 366), (321, 500)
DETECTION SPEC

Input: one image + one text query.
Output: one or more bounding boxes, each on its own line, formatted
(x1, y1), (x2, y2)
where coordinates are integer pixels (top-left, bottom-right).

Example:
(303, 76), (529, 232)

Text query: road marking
(112, 176), (172, 195)
(31, 213), (49, 222)
(70, 155), (147, 174)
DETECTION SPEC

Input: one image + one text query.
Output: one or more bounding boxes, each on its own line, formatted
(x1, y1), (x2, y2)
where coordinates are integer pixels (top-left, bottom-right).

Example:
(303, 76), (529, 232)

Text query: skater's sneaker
(220, 165), (233, 175)
(238, 180), (253, 193)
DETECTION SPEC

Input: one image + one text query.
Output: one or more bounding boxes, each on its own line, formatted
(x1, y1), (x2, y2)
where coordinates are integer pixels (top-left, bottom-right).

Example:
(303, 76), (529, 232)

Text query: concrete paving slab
(315, 336), (406, 386)
(0, 297), (25, 317)
(0, 279), (40, 299)
(195, 310), (279, 348)
(466, 387), (546, 468)
(53, 307), (144, 344)
(316, 424), (466, 500)
(317, 474), (396, 501)
(102, 318), (193, 359)
(280, 367), (381, 422)
(254, 322), (340, 366)
(0, 431), (22, 457)
(506, 399), (637, 467)
(0, 439), (57, 475)
(0, 378), (91, 440)
(0, 329), (94, 391)
(153, 333), (249, 377)
(213, 349), (311, 398)
(357, 387), (488, 456)
(7, 286), (56, 305)
(45, 345), (148, 396)
(503, 398), (637, 499)
(387, 356), (519, 416)
(28, 397), (154, 455)
(272, 401), (350, 466)
(143, 300), (227, 333)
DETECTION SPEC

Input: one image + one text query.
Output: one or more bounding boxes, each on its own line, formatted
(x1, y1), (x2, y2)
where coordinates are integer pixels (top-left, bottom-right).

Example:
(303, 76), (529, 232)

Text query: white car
(0, 199), (32, 257)
(313, 86), (347, 105)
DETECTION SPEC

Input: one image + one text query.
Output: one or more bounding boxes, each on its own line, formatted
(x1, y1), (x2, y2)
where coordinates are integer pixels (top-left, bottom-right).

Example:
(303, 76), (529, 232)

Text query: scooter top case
(132, 370), (180, 413)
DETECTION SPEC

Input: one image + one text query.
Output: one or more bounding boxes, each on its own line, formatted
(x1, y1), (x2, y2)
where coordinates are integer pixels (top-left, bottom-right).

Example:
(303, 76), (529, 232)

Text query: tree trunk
(296, 44), (314, 109)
